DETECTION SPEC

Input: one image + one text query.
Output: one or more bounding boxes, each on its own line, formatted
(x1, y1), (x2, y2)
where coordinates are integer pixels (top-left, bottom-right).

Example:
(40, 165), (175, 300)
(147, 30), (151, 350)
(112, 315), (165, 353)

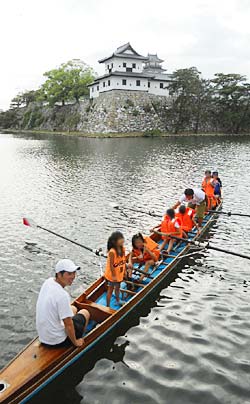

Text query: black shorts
(42, 313), (86, 348)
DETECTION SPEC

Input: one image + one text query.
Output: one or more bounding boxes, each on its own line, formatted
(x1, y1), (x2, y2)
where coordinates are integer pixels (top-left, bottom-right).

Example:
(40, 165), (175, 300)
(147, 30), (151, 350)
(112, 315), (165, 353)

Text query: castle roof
(98, 42), (148, 63)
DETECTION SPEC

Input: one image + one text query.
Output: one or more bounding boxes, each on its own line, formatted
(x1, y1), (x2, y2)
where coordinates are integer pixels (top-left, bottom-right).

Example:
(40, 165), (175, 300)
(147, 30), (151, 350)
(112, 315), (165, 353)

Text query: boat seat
(74, 300), (116, 323)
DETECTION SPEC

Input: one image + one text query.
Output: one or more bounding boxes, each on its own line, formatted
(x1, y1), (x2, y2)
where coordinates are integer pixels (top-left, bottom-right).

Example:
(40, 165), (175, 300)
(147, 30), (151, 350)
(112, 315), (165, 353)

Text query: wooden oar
(207, 210), (250, 218)
(23, 217), (153, 279)
(153, 230), (250, 261)
(23, 218), (107, 257)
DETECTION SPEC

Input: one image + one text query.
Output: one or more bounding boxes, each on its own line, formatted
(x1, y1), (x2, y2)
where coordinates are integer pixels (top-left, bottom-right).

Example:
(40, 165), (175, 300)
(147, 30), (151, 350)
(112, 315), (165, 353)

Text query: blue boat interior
(83, 212), (213, 336)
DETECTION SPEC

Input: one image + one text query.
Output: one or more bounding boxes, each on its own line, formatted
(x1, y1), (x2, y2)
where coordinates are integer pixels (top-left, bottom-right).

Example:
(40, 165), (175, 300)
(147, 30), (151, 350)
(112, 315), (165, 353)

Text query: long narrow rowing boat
(0, 203), (221, 404)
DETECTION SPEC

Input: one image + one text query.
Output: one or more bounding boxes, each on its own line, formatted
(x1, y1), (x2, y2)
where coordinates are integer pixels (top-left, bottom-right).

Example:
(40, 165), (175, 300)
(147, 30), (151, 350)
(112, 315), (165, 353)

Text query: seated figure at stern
(36, 259), (90, 348)
(151, 208), (182, 254)
(128, 233), (160, 281)
(104, 231), (131, 307)
(175, 205), (199, 235)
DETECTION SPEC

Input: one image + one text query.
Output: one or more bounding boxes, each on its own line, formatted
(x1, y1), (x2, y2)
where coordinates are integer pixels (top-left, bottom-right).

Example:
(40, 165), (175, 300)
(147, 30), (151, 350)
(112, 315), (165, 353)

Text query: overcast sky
(1, 0), (250, 110)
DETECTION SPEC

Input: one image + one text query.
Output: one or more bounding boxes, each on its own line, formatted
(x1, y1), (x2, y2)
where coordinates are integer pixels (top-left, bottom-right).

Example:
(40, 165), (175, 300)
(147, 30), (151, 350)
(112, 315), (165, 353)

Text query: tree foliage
(166, 69), (250, 134)
(10, 90), (39, 109)
(210, 73), (250, 133)
(40, 60), (95, 106)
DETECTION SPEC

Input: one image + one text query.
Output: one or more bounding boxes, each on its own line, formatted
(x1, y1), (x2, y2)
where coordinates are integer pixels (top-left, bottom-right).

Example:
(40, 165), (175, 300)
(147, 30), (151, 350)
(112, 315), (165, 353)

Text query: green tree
(10, 90), (40, 109)
(167, 67), (205, 133)
(40, 59), (95, 106)
(210, 73), (250, 133)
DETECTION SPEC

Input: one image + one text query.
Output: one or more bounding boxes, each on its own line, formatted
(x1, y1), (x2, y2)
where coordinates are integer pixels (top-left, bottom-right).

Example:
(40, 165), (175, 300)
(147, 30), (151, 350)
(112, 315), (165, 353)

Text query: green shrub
(22, 108), (44, 129)
(132, 109), (139, 116)
(143, 128), (162, 137)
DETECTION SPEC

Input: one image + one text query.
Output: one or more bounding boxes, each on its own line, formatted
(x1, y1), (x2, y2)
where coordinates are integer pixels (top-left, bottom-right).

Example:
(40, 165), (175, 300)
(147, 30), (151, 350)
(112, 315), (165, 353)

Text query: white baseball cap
(55, 259), (80, 274)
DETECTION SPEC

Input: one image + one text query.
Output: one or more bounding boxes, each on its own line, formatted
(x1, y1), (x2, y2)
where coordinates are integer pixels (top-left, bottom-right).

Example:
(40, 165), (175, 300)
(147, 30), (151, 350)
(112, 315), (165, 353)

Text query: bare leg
(78, 309), (90, 332)
(139, 259), (154, 281)
(198, 218), (203, 228)
(71, 305), (78, 315)
(115, 284), (121, 303)
(106, 285), (114, 307)
(167, 239), (174, 254)
(160, 239), (168, 252)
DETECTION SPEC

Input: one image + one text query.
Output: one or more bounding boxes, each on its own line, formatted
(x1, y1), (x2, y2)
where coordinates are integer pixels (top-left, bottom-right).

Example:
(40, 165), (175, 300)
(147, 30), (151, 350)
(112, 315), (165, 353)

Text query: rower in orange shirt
(128, 233), (160, 281)
(175, 205), (199, 236)
(201, 170), (216, 210)
(151, 209), (182, 254)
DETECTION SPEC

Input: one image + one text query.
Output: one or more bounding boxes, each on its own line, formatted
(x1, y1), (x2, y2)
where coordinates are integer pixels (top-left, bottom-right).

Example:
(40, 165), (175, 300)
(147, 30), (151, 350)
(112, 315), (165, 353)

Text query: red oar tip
(23, 218), (30, 226)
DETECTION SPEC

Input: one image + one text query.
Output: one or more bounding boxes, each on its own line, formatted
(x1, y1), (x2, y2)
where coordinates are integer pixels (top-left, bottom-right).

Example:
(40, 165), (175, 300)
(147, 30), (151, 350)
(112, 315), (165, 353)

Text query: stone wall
(3, 90), (171, 134)
(78, 90), (170, 133)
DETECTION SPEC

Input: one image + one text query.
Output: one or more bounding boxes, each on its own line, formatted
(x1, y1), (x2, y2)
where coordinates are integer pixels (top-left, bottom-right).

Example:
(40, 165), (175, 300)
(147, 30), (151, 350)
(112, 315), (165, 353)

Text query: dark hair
(184, 188), (194, 196)
(205, 170), (211, 175)
(131, 232), (144, 249)
(179, 205), (186, 214)
(107, 231), (124, 255)
(55, 270), (66, 278)
(166, 208), (175, 219)
(212, 171), (218, 176)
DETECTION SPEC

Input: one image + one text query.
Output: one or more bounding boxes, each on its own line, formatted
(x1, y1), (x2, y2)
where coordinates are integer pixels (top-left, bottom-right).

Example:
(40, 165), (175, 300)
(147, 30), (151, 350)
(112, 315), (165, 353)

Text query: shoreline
(1, 128), (250, 138)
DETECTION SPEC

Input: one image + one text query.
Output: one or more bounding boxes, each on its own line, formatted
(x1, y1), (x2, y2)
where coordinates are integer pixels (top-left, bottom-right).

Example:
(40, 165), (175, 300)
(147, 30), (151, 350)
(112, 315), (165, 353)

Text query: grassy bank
(1, 128), (249, 138)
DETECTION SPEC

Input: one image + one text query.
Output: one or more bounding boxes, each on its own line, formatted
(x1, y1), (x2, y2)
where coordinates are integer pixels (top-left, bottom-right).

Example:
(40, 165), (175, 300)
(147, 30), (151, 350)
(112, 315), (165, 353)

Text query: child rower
(129, 233), (160, 281)
(151, 209), (182, 254)
(104, 231), (129, 307)
(175, 205), (199, 235)
(212, 171), (222, 203)
(201, 170), (216, 210)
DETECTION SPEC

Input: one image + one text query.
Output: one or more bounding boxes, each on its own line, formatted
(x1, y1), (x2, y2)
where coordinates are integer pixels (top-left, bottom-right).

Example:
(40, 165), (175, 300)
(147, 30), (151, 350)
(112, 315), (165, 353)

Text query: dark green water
(0, 133), (250, 404)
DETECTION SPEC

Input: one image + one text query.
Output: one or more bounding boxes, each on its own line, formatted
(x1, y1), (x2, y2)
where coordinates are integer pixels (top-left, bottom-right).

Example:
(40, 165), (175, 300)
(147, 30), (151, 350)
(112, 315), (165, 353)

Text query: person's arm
(109, 251), (117, 281)
(144, 245), (157, 261)
(150, 223), (161, 233)
(63, 317), (84, 347)
(172, 200), (181, 210)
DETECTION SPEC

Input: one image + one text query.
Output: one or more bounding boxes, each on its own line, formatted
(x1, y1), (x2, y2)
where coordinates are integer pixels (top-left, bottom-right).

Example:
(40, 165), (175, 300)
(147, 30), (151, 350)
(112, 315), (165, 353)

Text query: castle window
(126, 67), (132, 72)
(97, 85), (99, 91)
(103, 82), (105, 87)
(148, 82), (150, 88)
(136, 80), (140, 86)
(123, 62), (126, 67)
(92, 87), (94, 92)
(132, 63), (136, 68)
(111, 63), (113, 68)
(108, 80), (110, 86)
(122, 79), (127, 85)
(160, 83), (164, 89)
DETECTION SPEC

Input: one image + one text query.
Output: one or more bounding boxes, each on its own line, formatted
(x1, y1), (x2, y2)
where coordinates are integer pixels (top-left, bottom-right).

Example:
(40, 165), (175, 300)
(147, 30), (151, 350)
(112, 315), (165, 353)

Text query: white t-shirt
(179, 188), (205, 205)
(36, 277), (73, 345)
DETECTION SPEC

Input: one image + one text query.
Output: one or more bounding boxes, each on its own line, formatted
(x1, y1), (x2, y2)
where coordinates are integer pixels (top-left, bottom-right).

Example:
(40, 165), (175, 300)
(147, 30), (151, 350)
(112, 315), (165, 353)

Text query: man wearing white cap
(36, 259), (90, 348)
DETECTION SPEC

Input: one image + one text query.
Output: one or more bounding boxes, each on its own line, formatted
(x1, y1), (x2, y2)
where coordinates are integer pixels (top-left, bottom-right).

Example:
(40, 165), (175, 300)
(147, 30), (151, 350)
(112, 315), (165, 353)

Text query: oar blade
(23, 217), (37, 228)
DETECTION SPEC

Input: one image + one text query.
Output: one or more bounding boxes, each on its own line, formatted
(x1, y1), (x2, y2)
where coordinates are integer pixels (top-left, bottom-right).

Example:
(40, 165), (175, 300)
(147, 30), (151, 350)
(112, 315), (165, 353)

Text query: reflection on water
(1, 132), (250, 404)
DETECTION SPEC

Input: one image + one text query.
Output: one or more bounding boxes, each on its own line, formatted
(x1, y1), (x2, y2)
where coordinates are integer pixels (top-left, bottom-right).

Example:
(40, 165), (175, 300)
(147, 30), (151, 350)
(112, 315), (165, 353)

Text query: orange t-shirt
(104, 247), (126, 282)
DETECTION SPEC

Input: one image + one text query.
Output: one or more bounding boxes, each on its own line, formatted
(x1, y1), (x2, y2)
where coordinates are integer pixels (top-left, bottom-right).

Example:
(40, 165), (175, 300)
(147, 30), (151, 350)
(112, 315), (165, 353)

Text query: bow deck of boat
(0, 205), (221, 404)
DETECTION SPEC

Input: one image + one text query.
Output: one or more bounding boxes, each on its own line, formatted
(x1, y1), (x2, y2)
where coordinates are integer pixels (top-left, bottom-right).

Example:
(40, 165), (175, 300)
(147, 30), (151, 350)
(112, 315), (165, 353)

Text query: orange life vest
(132, 236), (160, 263)
(202, 177), (215, 197)
(104, 247), (126, 282)
(176, 207), (194, 232)
(161, 216), (181, 240)
(202, 177), (217, 209)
